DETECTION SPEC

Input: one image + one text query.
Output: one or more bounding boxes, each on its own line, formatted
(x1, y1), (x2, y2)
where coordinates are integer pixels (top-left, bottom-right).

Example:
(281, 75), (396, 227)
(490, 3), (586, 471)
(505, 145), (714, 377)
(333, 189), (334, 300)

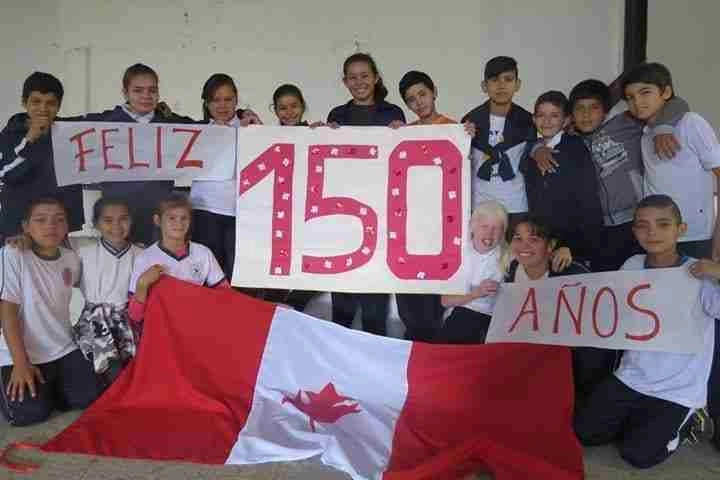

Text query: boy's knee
(620, 444), (670, 469)
(3, 401), (52, 426)
(573, 414), (612, 446)
(65, 387), (99, 409)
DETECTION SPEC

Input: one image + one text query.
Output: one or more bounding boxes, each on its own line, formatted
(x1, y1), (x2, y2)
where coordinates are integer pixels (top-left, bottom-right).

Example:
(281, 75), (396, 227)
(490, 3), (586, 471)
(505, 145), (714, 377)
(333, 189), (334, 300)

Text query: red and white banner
(42, 277), (583, 480)
(232, 125), (471, 293)
(51, 122), (236, 186)
(487, 267), (704, 352)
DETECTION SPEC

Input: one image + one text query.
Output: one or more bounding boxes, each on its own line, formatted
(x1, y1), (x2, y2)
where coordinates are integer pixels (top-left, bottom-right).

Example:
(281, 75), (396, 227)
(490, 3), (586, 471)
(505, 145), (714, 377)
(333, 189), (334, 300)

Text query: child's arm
(0, 116), (51, 185)
(649, 96), (689, 159)
(0, 301), (45, 402)
(441, 280), (499, 308)
(127, 264), (165, 322)
(689, 260), (720, 317)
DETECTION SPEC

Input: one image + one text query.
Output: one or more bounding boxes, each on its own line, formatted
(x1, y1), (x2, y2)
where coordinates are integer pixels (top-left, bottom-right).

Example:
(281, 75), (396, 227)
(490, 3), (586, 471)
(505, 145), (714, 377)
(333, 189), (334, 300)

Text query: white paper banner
(51, 122), (236, 186)
(487, 267), (705, 353)
(232, 125), (471, 293)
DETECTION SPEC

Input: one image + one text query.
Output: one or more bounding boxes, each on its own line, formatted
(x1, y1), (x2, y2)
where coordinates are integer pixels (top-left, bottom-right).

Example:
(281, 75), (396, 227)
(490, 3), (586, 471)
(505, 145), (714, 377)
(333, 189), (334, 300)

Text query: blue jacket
(0, 113), (84, 236)
(327, 100), (405, 126)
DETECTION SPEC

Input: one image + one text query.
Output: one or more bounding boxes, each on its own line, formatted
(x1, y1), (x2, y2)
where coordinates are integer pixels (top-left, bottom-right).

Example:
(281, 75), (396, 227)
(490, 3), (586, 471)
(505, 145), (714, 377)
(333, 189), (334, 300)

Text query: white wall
(1, 0), (623, 124)
(648, 1), (720, 130)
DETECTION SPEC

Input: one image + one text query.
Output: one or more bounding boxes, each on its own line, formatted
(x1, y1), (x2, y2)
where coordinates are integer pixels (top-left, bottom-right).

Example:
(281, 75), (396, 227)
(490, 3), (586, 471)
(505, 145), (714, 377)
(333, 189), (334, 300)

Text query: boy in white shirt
(574, 195), (720, 467)
(0, 198), (98, 425)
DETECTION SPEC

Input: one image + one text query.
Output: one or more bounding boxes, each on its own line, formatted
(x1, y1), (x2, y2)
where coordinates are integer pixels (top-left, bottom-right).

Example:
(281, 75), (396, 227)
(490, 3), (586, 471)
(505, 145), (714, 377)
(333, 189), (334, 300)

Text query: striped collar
(100, 238), (132, 259)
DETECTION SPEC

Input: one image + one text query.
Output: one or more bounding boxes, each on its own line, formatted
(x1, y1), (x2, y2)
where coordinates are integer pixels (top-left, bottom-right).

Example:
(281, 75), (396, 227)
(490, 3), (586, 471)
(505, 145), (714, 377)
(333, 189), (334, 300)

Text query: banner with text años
(486, 267), (706, 353)
(231, 125), (472, 293)
(52, 122), (236, 186)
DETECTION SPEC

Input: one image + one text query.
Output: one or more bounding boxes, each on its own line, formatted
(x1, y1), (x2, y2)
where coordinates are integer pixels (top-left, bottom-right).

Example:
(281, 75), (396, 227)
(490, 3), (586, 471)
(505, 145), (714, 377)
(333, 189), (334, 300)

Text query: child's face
(96, 204), (131, 247)
(482, 71), (520, 107)
(343, 61), (378, 104)
(274, 94), (305, 126)
(624, 82), (672, 123)
(510, 223), (553, 270)
(534, 102), (568, 140)
(207, 84), (238, 124)
(23, 92), (60, 124)
(471, 215), (504, 254)
(154, 206), (191, 243)
(572, 98), (606, 134)
(632, 206), (686, 256)
(123, 74), (159, 114)
(403, 83), (436, 121)
(22, 204), (68, 251)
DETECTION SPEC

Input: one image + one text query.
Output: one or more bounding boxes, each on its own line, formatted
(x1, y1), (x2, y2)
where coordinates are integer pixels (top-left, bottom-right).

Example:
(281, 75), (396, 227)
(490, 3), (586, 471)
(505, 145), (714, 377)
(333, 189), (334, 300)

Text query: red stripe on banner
(385, 343), (584, 480)
(42, 277), (275, 464)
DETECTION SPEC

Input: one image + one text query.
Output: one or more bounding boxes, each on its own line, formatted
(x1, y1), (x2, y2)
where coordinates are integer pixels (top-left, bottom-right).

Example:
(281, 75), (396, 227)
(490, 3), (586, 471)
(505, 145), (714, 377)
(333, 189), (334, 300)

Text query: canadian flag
(42, 277), (583, 479)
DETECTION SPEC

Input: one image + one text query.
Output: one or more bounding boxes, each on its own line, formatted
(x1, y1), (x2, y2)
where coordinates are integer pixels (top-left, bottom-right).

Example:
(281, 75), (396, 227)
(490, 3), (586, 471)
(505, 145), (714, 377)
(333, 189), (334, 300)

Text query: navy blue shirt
(327, 100), (405, 126)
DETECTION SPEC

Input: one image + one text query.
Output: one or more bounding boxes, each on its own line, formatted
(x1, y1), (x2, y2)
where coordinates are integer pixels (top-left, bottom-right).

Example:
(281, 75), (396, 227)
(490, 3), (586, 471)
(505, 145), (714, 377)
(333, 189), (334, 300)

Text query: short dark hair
(343, 53), (389, 102)
(272, 84), (307, 111)
(509, 214), (556, 244)
(201, 73), (238, 121)
(484, 56), (518, 80)
(621, 62), (674, 98)
(22, 72), (64, 104)
(398, 70), (435, 101)
(634, 194), (683, 224)
(23, 196), (67, 221)
(122, 63), (159, 90)
(92, 196), (131, 225)
(569, 79), (611, 113)
(534, 90), (569, 115)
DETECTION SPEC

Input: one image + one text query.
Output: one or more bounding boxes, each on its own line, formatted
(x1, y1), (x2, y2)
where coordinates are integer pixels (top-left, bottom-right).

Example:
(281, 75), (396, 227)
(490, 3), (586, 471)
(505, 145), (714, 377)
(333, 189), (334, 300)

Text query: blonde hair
(470, 201), (511, 272)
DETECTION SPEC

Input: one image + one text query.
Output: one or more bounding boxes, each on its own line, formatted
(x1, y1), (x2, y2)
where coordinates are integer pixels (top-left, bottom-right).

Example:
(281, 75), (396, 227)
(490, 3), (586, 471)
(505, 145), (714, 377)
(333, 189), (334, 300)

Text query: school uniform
(574, 254), (719, 468)
(326, 99), (406, 337)
(521, 132), (604, 267)
(462, 102), (535, 219)
(73, 238), (142, 383)
(0, 246), (98, 426)
(435, 246), (504, 344)
(78, 106), (196, 245)
(0, 113), (84, 239)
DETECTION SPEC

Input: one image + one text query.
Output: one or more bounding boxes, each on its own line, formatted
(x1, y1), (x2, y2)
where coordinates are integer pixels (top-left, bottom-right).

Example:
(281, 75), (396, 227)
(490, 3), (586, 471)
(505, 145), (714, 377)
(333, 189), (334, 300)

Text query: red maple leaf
(282, 382), (361, 432)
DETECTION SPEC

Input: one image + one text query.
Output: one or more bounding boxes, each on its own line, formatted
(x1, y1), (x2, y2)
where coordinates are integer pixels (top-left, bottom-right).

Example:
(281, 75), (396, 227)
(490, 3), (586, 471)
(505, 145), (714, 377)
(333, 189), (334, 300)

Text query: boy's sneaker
(680, 408), (715, 445)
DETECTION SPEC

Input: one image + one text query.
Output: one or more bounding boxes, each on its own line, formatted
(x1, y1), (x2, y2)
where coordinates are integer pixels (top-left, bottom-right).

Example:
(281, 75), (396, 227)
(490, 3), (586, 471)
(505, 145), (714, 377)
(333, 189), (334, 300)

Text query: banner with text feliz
(231, 125), (471, 293)
(52, 122), (236, 186)
(486, 267), (705, 353)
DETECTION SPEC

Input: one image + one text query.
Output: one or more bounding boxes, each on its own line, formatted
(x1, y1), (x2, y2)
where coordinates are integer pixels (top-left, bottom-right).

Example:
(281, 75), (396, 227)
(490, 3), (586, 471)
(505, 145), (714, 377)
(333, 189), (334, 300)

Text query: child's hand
(551, 247), (573, 272)
(308, 121), (326, 129)
(471, 279), (500, 298)
(532, 145), (559, 176)
(463, 121), (476, 138)
(388, 120), (405, 129)
(25, 115), (51, 143)
(654, 133), (681, 160)
(4, 234), (31, 250)
(689, 259), (720, 280)
(7, 362), (45, 402)
(137, 264), (166, 289)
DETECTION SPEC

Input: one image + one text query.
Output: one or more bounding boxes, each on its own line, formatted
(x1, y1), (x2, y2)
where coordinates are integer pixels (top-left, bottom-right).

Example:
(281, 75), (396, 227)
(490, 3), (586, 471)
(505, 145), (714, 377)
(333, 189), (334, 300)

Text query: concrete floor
(1, 410), (719, 480)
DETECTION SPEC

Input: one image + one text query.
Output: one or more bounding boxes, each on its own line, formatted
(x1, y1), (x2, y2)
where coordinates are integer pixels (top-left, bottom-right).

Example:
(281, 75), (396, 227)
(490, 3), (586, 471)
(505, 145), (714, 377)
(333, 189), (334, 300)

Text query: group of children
(0, 52), (719, 470)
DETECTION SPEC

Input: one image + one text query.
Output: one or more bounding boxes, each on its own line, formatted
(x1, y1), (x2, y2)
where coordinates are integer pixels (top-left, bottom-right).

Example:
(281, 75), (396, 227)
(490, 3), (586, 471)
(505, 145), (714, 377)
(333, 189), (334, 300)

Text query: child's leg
(359, 294), (388, 336)
(331, 292), (359, 329)
(572, 347), (620, 400)
(435, 307), (492, 344)
(0, 363), (56, 426)
(708, 318), (720, 448)
(619, 394), (690, 468)
(54, 349), (99, 410)
(395, 294), (444, 341)
(221, 214), (237, 280)
(573, 375), (634, 446)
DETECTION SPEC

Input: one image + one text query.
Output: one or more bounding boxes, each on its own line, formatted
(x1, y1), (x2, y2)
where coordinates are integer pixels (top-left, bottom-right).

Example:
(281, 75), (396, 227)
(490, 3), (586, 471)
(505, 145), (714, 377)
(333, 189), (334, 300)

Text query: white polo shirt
(0, 246), (81, 366)
(457, 246), (505, 315)
(75, 238), (143, 306)
(129, 241), (225, 294)
(641, 112), (720, 241)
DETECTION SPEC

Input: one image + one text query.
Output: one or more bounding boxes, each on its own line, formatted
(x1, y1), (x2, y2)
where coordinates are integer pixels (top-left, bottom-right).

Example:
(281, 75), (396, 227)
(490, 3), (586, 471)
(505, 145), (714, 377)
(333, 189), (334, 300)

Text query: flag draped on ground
(42, 277), (584, 479)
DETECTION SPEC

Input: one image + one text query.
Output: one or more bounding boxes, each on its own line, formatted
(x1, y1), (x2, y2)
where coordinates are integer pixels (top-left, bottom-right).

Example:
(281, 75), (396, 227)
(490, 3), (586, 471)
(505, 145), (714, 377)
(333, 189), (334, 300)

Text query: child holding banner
(80, 64), (195, 246)
(326, 53), (405, 336)
(574, 195), (720, 468)
(0, 72), (84, 242)
(437, 201), (509, 344)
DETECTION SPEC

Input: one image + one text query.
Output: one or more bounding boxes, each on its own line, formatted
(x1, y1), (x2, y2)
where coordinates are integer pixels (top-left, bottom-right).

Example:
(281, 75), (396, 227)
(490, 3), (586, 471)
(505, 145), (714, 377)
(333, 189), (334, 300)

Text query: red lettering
(68, 128), (96, 172)
(625, 283), (660, 341)
(156, 126), (163, 168)
(592, 287), (618, 338)
(508, 288), (539, 333)
(101, 128), (121, 170)
(173, 128), (204, 168)
(127, 127), (149, 169)
(553, 286), (586, 334)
